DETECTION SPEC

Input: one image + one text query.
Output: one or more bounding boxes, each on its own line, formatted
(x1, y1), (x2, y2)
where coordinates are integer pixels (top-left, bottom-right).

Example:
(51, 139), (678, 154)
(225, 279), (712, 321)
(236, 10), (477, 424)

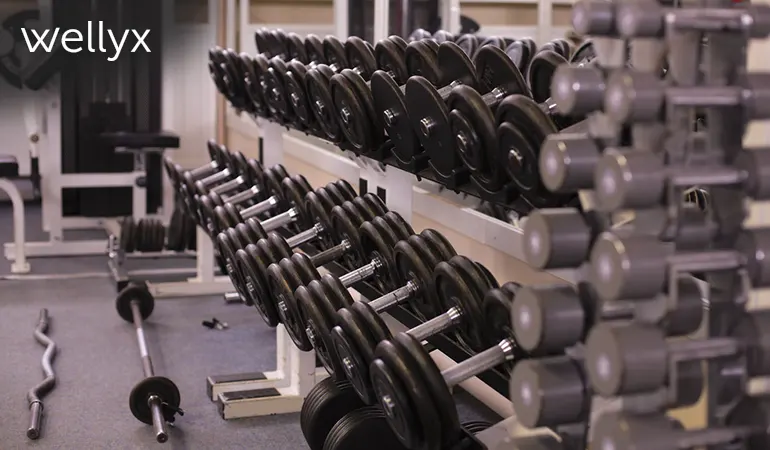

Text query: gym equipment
(526, 39), (573, 103)
(116, 284), (183, 443)
(26, 309), (57, 440)
(265, 211), (413, 349)
(299, 230), (456, 380)
(119, 218), (167, 253)
(0, 10), (39, 88)
(300, 378), (365, 450)
(322, 406), (408, 450)
(331, 257), (504, 404)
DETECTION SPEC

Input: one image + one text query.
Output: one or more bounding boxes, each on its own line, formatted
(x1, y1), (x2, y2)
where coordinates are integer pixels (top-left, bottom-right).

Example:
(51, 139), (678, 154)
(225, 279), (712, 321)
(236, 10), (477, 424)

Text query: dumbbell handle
(668, 336), (739, 363)
(130, 300), (154, 378)
(189, 160), (218, 179)
(239, 195), (280, 220)
(441, 338), (516, 388)
(286, 223), (325, 248)
(260, 207), (299, 232)
(210, 175), (247, 196)
(338, 257), (383, 287)
(148, 394), (169, 443)
(223, 292), (242, 303)
(198, 167), (232, 188)
(407, 306), (462, 342)
(308, 239), (352, 267)
(223, 185), (261, 205)
(367, 280), (420, 312)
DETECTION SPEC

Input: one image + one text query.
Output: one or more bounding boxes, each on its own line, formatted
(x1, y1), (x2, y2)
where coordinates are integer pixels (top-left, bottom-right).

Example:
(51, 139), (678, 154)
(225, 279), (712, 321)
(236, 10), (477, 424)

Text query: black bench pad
(0, 154), (19, 178)
(101, 131), (181, 150)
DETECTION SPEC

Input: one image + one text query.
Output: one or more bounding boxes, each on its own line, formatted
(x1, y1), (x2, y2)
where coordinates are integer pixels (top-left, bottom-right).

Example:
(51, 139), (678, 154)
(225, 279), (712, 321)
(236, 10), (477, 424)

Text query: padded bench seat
(0, 154), (19, 178)
(100, 131), (180, 151)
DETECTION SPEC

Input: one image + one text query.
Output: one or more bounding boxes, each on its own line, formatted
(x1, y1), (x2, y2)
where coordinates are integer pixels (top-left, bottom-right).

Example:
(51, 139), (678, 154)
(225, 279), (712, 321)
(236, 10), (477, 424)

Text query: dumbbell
(164, 140), (227, 192)
(592, 401), (770, 450)
(116, 284), (184, 443)
(297, 230), (457, 379)
(212, 171), (311, 236)
(197, 164), (292, 235)
(585, 311), (770, 398)
(503, 38), (538, 77)
(234, 194), (388, 326)
(369, 286), (527, 450)
(300, 377), (366, 450)
(209, 48), (252, 111)
(265, 212), (414, 350)
(588, 228), (770, 302)
(216, 185), (368, 311)
(525, 39), (573, 103)
(510, 279), (703, 357)
(330, 256), (504, 404)
(593, 147), (770, 211)
(446, 45), (531, 193)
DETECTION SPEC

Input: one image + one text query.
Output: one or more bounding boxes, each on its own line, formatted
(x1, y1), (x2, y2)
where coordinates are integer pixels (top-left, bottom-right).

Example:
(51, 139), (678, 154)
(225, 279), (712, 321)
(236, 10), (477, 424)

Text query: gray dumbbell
(522, 208), (595, 270)
(539, 133), (603, 193)
(571, 0), (618, 37)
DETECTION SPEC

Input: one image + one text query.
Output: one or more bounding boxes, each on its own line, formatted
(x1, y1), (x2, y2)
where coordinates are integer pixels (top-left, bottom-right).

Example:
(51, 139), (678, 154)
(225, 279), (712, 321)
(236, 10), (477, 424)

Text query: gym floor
(0, 204), (499, 449)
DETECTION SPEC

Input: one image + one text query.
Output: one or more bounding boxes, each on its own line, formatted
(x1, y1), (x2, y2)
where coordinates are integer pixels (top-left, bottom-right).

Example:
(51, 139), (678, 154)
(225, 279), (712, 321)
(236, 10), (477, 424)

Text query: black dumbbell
(209, 48), (252, 110)
(164, 140), (226, 192)
(526, 38), (573, 103)
(368, 284), (526, 450)
(216, 181), (359, 306)
(299, 377), (367, 450)
(213, 171), (310, 235)
(235, 193), (388, 326)
(446, 45), (530, 194)
(266, 212), (414, 350)
(503, 38), (538, 75)
(330, 256), (502, 405)
(297, 230), (456, 381)
(116, 284), (184, 443)
(254, 27), (289, 58)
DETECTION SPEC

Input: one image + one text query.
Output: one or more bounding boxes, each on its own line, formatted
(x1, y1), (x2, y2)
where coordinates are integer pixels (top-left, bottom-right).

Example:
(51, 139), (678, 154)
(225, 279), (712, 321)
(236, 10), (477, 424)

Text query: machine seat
(0, 154), (19, 178)
(101, 131), (181, 151)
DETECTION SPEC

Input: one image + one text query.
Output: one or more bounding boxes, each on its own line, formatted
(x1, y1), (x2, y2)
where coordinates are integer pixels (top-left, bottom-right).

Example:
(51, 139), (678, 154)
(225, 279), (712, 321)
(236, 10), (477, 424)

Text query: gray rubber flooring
(0, 204), (499, 449)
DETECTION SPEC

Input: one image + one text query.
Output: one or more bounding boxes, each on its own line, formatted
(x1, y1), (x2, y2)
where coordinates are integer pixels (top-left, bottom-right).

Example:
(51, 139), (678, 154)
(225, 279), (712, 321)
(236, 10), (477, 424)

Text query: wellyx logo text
(21, 21), (151, 62)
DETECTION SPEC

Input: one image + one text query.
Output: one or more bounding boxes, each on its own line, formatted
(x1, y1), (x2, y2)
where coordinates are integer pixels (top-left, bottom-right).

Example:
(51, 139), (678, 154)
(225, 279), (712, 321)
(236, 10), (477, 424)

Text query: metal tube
(130, 301), (154, 378)
(26, 309), (57, 440)
(240, 195), (279, 219)
(210, 176), (245, 195)
(148, 395), (169, 443)
(309, 239), (351, 266)
(223, 292), (242, 303)
(441, 339), (515, 388)
(339, 258), (381, 287)
(224, 185), (260, 205)
(189, 160), (218, 178)
(367, 280), (420, 313)
(199, 168), (231, 187)
(286, 223), (324, 248)
(408, 306), (462, 342)
(261, 208), (298, 232)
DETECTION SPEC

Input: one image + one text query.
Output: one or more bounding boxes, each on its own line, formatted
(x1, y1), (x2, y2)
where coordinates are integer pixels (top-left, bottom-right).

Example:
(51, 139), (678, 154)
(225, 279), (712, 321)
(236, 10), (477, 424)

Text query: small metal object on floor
(27, 308), (57, 440)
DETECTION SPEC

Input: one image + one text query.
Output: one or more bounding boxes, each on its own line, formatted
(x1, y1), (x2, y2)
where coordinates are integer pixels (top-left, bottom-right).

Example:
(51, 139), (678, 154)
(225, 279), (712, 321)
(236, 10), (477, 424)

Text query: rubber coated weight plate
(417, 229), (456, 262)
(333, 179), (357, 200)
(570, 40), (595, 64)
(285, 60), (314, 128)
(433, 257), (487, 351)
(322, 406), (408, 450)
(358, 192), (388, 218)
(331, 74), (372, 151)
(371, 340), (442, 450)
(331, 313), (382, 403)
(267, 257), (315, 350)
(266, 57), (294, 120)
(304, 189), (338, 250)
(236, 245), (280, 326)
(120, 217), (136, 253)
(394, 333), (462, 447)
(116, 283), (154, 323)
(286, 32), (308, 63)
(409, 28), (432, 41)
(330, 204), (367, 267)
(297, 281), (345, 376)
(437, 42), (478, 88)
(455, 34), (479, 58)
(479, 36), (506, 53)
(405, 77), (457, 178)
(307, 65), (344, 141)
(245, 54), (272, 117)
(447, 86), (502, 191)
(246, 158), (267, 196)
(129, 376), (181, 424)
(474, 46), (530, 97)
(393, 239), (440, 320)
(167, 208), (185, 251)
(305, 35), (326, 63)
(404, 41), (441, 85)
(371, 71), (422, 165)
(282, 175), (313, 224)
(527, 50), (567, 104)
(300, 378), (364, 450)
(359, 220), (401, 292)
(340, 69), (383, 151)
(345, 36), (377, 79)
(324, 36), (348, 68)
(374, 40), (409, 84)
(432, 30), (454, 43)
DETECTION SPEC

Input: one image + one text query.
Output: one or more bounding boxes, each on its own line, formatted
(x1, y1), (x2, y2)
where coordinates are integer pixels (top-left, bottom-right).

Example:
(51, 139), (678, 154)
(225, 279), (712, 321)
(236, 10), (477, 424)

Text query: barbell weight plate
(129, 376), (181, 425)
(267, 256), (316, 350)
(286, 61), (314, 128)
(300, 378), (365, 450)
(330, 74), (372, 152)
(323, 406), (408, 450)
(116, 282), (154, 323)
(304, 189), (338, 250)
(418, 228), (457, 262)
(254, 29), (269, 55)
(307, 65), (344, 142)
(265, 57), (293, 120)
(527, 50), (568, 104)
(305, 34), (326, 64)
(324, 36), (348, 68)
(454, 34), (479, 58)
(404, 41), (441, 86)
(393, 333), (462, 447)
(246, 54), (272, 116)
(330, 202), (368, 268)
(330, 314), (381, 403)
(405, 77), (457, 178)
(374, 39), (409, 84)
(282, 174), (313, 225)
(570, 39), (596, 64)
(345, 36), (378, 80)
(268, 29), (288, 56)
(371, 341), (442, 450)
(358, 192), (388, 219)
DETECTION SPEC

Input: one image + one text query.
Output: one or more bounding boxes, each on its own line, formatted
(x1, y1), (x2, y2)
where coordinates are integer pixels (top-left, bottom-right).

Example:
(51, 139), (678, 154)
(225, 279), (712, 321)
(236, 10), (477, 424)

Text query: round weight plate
(482, 287), (521, 366)
(305, 34), (326, 64)
(245, 54), (272, 117)
(331, 73), (372, 151)
(416, 229), (456, 262)
(269, 29), (288, 56)
(358, 192), (388, 219)
(297, 282), (345, 376)
(405, 77), (457, 178)
(304, 189), (337, 250)
(454, 34), (479, 58)
(285, 60), (313, 127)
(331, 318), (379, 403)
(345, 36), (378, 79)
(371, 71), (421, 165)
(432, 30), (454, 44)
(236, 246), (280, 326)
(380, 211), (414, 240)
(447, 85), (502, 191)
(330, 204), (367, 268)
(474, 45), (530, 97)
(479, 36), (505, 52)
(324, 36), (348, 69)
(374, 39), (408, 84)
(266, 57), (294, 121)
(570, 39), (596, 64)
(246, 158), (267, 195)
(267, 258), (314, 350)
(286, 32), (308, 63)
(527, 50), (568, 104)
(436, 42), (478, 88)
(404, 41), (441, 85)
(306, 66), (343, 141)
(254, 29), (270, 55)
(120, 217), (136, 253)
(409, 28), (432, 41)
(359, 220), (401, 292)
(282, 174), (312, 223)
(433, 258), (486, 351)
(341, 69), (383, 146)
(334, 179), (357, 200)
(371, 341), (442, 450)
(504, 40), (531, 74)
(393, 333), (462, 446)
(129, 376), (181, 425)
(393, 239), (439, 320)
(322, 406), (408, 450)
(116, 283), (154, 323)
(300, 378), (364, 450)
